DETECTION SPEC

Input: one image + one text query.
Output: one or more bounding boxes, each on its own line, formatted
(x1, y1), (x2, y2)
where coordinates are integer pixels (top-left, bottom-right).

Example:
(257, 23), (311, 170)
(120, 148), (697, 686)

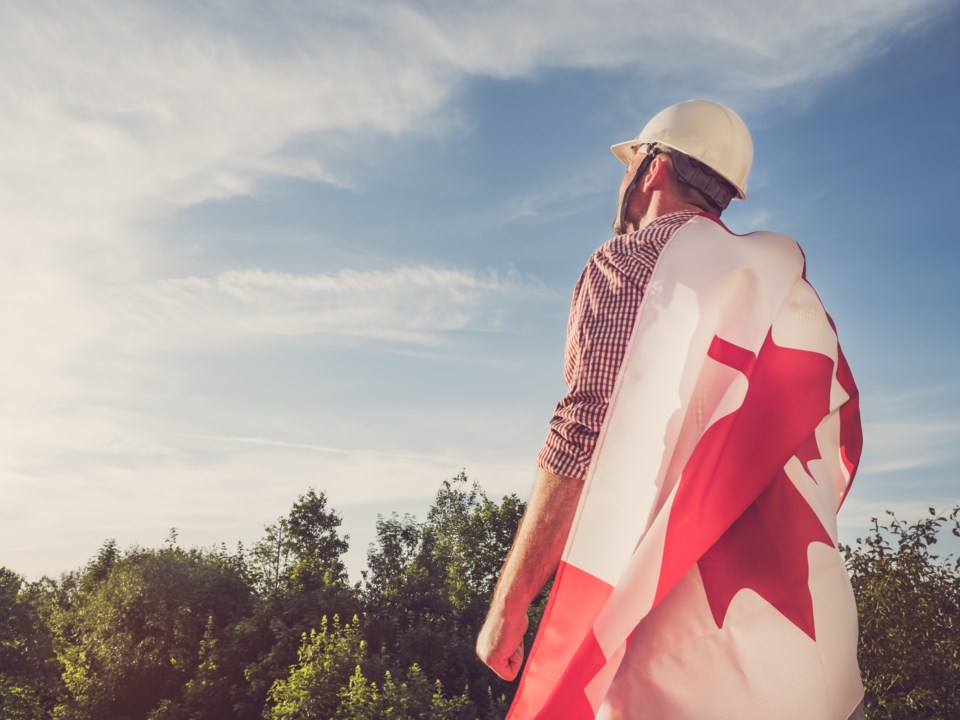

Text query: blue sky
(2, 0), (958, 581)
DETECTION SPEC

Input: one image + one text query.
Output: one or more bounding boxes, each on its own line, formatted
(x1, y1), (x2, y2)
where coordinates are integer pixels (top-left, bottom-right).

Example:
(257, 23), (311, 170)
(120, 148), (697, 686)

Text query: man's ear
(641, 154), (671, 193)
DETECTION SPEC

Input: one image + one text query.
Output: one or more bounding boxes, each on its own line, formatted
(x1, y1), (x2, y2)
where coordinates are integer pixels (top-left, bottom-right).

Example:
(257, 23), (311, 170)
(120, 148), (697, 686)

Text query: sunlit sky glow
(2, 0), (959, 580)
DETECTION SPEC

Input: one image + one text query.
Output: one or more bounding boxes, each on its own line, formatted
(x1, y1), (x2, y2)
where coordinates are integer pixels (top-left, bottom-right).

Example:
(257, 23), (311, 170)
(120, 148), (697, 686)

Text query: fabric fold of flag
(508, 216), (863, 720)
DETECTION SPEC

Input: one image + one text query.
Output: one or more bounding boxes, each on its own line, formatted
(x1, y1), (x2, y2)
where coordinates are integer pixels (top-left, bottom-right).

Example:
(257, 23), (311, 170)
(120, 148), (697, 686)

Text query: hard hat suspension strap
(670, 152), (736, 211)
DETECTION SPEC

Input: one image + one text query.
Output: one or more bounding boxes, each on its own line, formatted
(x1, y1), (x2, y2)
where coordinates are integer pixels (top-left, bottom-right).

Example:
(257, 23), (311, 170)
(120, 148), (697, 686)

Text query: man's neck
(635, 196), (704, 230)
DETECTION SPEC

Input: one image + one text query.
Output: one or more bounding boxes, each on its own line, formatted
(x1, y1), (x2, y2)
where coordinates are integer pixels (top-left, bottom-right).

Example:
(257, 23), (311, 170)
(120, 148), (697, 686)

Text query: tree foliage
(250, 489), (351, 596)
(5, 476), (957, 719)
(0, 568), (63, 719)
(362, 472), (527, 714)
(266, 615), (365, 720)
(843, 506), (960, 720)
(337, 663), (477, 720)
(268, 614), (481, 720)
(243, 489), (359, 713)
(52, 543), (253, 720)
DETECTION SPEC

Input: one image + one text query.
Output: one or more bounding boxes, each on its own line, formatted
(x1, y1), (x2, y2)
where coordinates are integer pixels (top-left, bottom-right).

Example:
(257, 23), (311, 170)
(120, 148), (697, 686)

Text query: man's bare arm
(476, 468), (585, 680)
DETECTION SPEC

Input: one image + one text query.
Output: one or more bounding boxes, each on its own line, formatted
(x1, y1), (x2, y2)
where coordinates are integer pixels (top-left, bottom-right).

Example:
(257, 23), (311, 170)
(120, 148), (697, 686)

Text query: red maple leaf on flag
(655, 331), (836, 639)
(698, 467), (833, 639)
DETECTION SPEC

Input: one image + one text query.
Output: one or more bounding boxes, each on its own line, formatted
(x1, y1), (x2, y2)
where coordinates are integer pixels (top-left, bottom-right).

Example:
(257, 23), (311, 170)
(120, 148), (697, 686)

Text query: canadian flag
(508, 216), (864, 720)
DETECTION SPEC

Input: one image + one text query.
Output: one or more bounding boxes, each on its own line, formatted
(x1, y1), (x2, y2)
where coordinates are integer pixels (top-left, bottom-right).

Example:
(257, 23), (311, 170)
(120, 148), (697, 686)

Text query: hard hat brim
(610, 139), (640, 166)
(610, 137), (746, 200)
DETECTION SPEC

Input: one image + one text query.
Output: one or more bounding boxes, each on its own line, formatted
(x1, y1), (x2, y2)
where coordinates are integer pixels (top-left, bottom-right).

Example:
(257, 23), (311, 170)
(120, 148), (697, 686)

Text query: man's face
(614, 146), (652, 234)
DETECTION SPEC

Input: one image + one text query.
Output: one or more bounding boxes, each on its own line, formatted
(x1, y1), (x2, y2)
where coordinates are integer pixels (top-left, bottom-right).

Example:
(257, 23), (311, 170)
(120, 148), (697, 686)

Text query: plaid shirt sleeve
(537, 212), (695, 480)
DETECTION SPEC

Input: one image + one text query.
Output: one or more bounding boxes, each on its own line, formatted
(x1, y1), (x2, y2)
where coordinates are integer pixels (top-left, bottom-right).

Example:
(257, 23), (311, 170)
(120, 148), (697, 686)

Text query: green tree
(52, 543), (253, 720)
(250, 489), (351, 595)
(0, 568), (63, 719)
(267, 616), (476, 720)
(843, 506), (960, 719)
(337, 664), (475, 720)
(363, 472), (528, 715)
(266, 615), (365, 720)
(243, 489), (359, 713)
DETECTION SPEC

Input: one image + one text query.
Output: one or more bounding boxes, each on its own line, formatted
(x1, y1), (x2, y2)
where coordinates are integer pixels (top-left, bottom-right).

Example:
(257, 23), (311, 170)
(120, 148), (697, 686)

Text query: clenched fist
(476, 603), (529, 681)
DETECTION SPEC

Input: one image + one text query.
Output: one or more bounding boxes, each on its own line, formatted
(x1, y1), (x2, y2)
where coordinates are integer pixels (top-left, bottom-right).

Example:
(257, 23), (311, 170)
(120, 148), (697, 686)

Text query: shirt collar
(643, 210), (699, 230)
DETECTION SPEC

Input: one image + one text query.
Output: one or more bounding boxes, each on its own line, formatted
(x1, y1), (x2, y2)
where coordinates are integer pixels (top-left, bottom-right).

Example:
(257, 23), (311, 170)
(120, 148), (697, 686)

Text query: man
(477, 100), (864, 719)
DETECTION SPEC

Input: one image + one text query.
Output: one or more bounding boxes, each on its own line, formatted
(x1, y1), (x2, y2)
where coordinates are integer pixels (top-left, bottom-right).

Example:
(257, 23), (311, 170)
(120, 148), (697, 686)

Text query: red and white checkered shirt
(537, 211), (699, 480)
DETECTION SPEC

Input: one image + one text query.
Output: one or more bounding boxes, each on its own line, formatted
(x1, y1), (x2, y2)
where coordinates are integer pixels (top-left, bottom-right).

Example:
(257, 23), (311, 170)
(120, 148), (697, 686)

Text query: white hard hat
(611, 99), (753, 200)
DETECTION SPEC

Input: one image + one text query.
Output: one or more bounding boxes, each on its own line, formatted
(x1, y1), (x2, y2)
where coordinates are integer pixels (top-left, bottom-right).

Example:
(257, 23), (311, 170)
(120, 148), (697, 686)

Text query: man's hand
(476, 469), (584, 682)
(476, 602), (529, 681)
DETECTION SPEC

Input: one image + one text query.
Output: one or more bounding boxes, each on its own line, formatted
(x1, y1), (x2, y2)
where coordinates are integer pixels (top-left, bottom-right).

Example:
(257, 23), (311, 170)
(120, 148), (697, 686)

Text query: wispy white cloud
(859, 379), (960, 476)
(1, 0), (945, 241)
(836, 380), (960, 543)
(1, 0), (946, 379)
(115, 264), (550, 345)
(860, 420), (960, 475)
(867, 379), (960, 416)
(196, 434), (479, 465)
(3, 422), (535, 580)
(838, 380), (960, 553)
(421, 0), (944, 92)
(488, 166), (613, 228)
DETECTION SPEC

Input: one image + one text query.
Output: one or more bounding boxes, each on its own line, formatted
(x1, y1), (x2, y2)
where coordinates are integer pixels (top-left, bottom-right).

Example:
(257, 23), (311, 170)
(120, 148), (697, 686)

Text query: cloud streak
(860, 420), (960, 475)
(859, 381), (960, 476)
(1, 0), (947, 237)
(3, 423), (534, 580)
(420, 0), (943, 89)
(117, 264), (550, 345)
